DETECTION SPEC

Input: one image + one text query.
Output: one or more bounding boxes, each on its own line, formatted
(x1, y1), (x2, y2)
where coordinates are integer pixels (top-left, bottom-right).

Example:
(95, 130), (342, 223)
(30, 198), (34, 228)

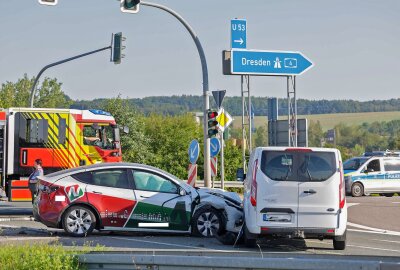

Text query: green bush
(0, 242), (104, 270)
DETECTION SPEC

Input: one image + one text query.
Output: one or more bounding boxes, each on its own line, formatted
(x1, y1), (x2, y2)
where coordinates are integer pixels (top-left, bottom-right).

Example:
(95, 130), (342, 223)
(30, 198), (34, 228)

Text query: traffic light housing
(120, 0), (140, 14)
(207, 110), (219, 138)
(38, 0), (58, 5)
(111, 32), (125, 64)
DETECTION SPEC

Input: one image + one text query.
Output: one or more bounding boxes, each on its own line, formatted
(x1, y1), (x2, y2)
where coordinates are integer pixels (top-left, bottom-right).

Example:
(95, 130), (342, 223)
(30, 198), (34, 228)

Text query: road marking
(347, 203), (360, 207)
(347, 244), (400, 253)
(347, 222), (400, 236)
(348, 228), (400, 237)
(371, 239), (400, 244)
(109, 236), (226, 251)
(0, 236), (55, 242)
(0, 217), (34, 222)
(392, 202), (400, 204)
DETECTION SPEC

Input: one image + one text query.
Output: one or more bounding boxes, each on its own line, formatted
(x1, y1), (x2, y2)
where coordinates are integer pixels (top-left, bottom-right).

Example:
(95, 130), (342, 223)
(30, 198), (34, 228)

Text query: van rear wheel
(351, 183), (364, 197)
(333, 239), (346, 250)
(243, 225), (257, 248)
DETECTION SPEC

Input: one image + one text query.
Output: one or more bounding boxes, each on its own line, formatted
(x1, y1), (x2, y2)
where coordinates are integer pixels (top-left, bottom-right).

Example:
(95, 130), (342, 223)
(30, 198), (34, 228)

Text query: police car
(344, 154), (400, 197)
(33, 163), (242, 237)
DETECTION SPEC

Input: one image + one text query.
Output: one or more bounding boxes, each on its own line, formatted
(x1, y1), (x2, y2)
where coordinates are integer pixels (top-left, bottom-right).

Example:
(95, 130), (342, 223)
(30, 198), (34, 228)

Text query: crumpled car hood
(197, 187), (242, 205)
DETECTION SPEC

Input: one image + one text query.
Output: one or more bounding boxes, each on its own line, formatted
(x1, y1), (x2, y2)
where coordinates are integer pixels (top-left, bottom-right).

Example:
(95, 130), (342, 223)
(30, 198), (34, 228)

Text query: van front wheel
(351, 183), (364, 197)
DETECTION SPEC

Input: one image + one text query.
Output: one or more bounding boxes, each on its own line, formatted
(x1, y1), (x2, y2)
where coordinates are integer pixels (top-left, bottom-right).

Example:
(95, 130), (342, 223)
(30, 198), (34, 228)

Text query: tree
(101, 96), (152, 164)
(0, 74), (72, 108)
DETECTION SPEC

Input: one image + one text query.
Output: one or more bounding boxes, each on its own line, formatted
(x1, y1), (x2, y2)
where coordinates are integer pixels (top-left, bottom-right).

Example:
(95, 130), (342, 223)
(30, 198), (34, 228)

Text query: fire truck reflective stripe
(10, 189), (31, 201)
(11, 180), (29, 187)
(37, 112), (77, 168)
(138, 223), (169, 228)
(39, 112), (77, 167)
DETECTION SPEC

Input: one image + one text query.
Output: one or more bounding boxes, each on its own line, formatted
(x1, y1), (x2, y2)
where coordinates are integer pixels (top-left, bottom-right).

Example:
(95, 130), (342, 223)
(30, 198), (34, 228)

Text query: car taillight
(250, 159), (258, 207)
(339, 160), (345, 209)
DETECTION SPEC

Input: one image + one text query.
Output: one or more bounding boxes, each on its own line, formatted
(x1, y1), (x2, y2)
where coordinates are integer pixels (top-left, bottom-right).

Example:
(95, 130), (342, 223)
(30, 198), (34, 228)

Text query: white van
(240, 147), (347, 250)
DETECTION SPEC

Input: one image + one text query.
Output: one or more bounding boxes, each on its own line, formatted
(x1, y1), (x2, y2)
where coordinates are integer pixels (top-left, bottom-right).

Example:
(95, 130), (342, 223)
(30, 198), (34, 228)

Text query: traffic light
(111, 32), (125, 64)
(120, 0), (140, 14)
(207, 110), (219, 138)
(38, 0), (58, 5)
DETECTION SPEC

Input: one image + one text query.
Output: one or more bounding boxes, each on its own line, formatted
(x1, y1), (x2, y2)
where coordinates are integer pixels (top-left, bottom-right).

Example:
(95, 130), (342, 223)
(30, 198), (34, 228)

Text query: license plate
(262, 213), (291, 222)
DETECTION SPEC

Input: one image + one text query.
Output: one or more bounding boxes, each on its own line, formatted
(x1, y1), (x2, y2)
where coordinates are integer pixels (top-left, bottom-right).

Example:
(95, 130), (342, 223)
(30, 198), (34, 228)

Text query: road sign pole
(140, 1), (211, 187)
(220, 131), (225, 189)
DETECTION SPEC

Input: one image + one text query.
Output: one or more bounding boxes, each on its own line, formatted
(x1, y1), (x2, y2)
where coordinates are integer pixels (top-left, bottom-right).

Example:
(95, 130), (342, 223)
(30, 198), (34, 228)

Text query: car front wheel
(192, 206), (223, 237)
(351, 183), (364, 197)
(63, 205), (96, 237)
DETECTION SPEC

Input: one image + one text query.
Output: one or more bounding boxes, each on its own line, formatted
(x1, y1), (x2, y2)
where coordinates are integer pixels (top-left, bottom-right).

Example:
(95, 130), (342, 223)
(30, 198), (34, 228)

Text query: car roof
(44, 162), (180, 181)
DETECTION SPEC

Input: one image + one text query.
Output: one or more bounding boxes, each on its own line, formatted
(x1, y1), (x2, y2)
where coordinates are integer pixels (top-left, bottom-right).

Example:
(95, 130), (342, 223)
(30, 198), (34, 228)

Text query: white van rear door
(257, 151), (298, 228)
(297, 151), (339, 229)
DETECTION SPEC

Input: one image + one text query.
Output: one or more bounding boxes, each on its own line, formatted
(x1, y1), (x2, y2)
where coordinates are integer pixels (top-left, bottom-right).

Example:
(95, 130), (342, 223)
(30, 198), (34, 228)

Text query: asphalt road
(1, 196), (400, 260)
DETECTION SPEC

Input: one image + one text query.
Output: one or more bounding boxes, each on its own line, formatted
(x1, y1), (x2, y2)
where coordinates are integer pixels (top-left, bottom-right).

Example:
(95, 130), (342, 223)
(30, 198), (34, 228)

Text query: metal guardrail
(195, 180), (244, 188)
(79, 254), (400, 270)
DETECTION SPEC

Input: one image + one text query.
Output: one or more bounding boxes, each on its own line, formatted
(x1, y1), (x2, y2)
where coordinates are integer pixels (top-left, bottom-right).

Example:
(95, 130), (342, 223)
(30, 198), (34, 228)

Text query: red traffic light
(208, 110), (218, 119)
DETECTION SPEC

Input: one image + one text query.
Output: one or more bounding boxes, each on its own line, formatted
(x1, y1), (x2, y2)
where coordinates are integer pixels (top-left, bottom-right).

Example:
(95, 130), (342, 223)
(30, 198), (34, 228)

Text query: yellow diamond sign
(216, 108), (233, 132)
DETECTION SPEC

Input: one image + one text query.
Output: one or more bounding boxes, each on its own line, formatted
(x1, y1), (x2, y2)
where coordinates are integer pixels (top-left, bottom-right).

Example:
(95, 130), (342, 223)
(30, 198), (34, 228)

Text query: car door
(383, 159), (400, 192)
(360, 158), (384, 193)
(297, 150), (339, 229)
(256, 150), (299, 229)
(124, 169), (192, 232)
(84, 168), (137, 228)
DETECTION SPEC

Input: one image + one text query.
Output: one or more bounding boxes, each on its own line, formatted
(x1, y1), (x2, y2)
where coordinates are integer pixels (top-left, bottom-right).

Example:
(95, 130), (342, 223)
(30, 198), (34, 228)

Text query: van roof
(254, 146), (338, 153)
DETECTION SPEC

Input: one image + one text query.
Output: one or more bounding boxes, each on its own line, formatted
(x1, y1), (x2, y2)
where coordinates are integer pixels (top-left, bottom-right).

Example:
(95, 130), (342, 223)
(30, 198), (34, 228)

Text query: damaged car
(33, 162), (242, 238)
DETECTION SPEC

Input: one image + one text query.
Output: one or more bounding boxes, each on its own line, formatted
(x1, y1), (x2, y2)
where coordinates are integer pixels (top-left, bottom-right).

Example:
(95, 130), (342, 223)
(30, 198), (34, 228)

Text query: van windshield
(261, 150), (337, 182)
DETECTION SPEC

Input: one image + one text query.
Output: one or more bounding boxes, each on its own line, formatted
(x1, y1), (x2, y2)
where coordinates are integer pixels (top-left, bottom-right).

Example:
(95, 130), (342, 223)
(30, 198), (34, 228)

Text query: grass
(0, 241), (105, 270)
(232, 111), (400, 131)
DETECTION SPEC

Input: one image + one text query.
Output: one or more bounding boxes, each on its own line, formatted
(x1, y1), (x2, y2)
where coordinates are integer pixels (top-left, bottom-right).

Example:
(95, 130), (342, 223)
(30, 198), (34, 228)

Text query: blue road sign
(231, 19), (246, 49)
(210, 137), (221, 157)
(188, 139), (200, 164)
(231, 49), (313, 76)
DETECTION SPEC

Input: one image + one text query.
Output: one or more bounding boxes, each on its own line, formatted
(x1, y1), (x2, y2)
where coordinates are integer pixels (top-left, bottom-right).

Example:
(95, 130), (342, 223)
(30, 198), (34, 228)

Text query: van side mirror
(236, 168), (246, 182)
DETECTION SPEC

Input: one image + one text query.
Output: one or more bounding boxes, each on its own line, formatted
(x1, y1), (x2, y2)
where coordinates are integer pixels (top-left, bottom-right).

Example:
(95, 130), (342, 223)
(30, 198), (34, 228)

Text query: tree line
(72, 96), (400, 116)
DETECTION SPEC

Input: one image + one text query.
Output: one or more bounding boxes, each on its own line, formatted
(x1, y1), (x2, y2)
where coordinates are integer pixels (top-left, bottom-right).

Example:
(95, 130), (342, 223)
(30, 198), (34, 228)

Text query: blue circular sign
(210, 137), (221, 157)
(188, 139), (200, 164)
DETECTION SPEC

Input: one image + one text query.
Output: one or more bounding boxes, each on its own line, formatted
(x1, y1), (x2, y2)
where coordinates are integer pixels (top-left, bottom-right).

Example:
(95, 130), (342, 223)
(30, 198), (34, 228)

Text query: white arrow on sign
(190, 144), (198, 159)
(234, 38), (244, 45)
(211, 143), (218, 153)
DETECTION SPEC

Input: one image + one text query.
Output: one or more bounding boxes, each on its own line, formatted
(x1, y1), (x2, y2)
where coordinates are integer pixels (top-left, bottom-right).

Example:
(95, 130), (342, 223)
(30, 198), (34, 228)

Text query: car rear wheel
(192, 206), (223, 237)
(63, 205), (96, 237)
(351, 183), (364, 197)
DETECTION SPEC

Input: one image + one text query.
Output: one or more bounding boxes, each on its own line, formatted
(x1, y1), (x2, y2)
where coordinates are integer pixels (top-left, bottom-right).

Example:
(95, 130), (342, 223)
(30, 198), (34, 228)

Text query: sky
(0, 0), (399, 101)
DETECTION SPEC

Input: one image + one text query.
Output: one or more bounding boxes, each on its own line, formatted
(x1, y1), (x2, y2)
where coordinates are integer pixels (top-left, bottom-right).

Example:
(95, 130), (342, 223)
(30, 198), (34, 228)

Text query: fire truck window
(25, 119), (48, 147)
(58, 118), (66, 144)
(83, 125), (100, 146)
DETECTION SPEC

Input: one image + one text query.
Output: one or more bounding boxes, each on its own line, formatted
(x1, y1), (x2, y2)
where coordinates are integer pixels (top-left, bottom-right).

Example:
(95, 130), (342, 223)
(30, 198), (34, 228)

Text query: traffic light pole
(141, 1), (211, 187)
(29, 46), (111, 108)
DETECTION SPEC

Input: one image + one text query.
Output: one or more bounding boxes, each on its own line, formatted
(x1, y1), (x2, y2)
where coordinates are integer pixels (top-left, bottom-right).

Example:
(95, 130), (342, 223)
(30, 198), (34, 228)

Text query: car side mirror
(236, 168), (246, 182)
(178, 187), (186, 196)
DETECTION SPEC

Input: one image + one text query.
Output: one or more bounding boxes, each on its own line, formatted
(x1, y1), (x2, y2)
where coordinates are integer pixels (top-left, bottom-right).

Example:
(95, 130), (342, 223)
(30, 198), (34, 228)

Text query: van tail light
(250, 159), (258, 207)
(339, 161), (345, 209)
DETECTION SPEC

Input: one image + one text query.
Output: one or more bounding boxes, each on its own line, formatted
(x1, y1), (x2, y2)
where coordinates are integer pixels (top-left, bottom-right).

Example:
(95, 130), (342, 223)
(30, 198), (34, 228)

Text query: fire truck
(0, 107), (124, 201)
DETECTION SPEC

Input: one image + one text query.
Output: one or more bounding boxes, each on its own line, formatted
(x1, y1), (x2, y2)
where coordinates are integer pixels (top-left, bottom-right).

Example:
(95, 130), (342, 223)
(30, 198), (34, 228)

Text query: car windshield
(261, 150), (337, 182)
(343, 157), (369, 170)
